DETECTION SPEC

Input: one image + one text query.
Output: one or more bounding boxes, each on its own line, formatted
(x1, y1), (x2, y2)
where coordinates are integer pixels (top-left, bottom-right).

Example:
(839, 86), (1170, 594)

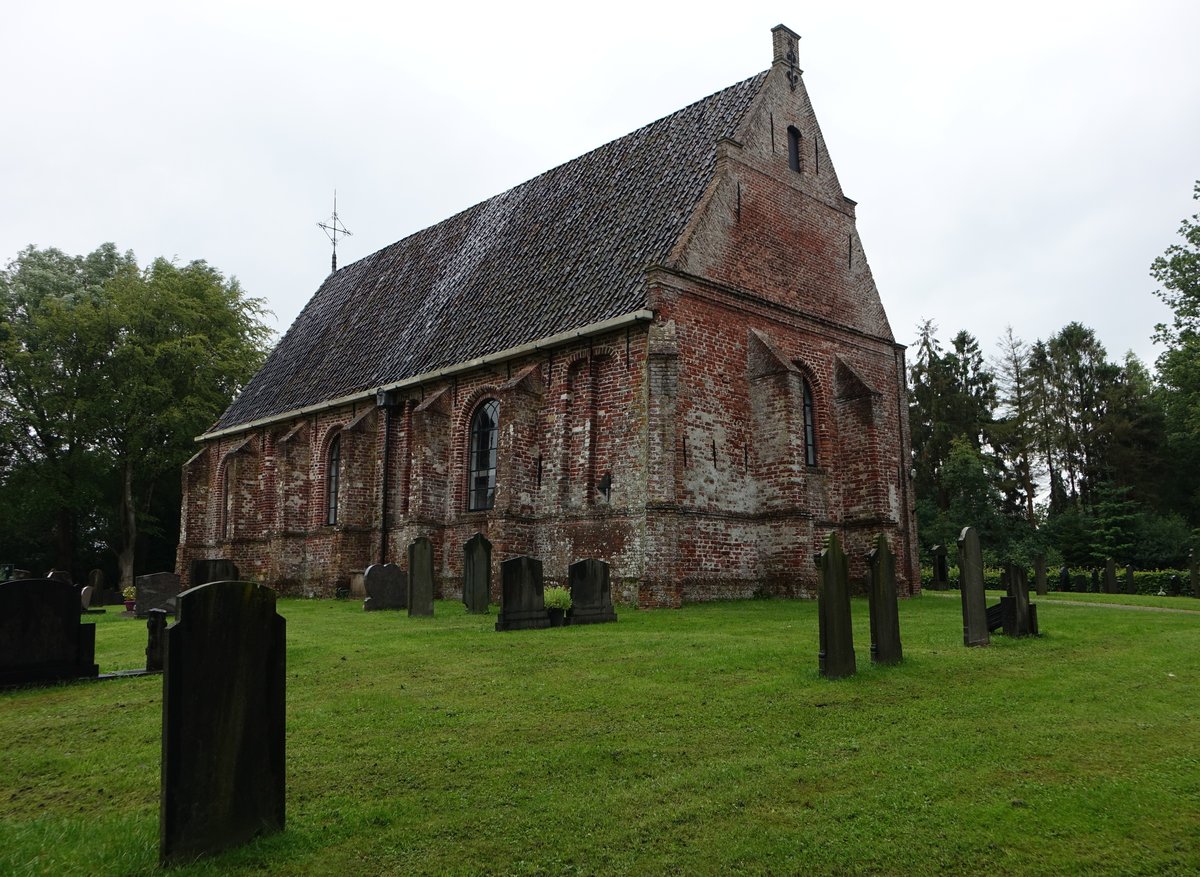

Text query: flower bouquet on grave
(543, 586), (572, 627)
(122, 585), (137, 612)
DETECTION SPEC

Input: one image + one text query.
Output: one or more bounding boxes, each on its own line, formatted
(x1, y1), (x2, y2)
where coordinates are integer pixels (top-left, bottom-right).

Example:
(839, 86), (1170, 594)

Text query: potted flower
(122, 585), (137, 612)
(544, 586), (572, 627)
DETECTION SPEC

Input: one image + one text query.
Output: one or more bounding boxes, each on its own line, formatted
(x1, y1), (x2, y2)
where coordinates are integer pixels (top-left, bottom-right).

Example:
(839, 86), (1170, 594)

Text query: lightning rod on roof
(317, 191), (352, 273)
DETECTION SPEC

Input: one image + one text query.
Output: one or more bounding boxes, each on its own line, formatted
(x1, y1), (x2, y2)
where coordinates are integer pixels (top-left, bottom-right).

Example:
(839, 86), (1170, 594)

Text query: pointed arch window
(803, 379), (817, 467)
(468, 399), (499, 511)
(326, 433), (341, 525)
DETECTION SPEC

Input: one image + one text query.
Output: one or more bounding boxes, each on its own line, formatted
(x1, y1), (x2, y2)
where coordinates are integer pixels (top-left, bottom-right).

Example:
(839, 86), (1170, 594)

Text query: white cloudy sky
(3, 0), (1198, 372)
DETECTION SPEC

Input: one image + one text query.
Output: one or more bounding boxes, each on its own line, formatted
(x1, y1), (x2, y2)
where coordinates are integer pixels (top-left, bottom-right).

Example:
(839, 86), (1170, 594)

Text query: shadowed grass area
(1, 596), (1197, 876)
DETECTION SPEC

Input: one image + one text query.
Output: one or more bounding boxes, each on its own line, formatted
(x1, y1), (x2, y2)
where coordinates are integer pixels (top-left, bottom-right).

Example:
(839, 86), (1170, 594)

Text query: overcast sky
(3, 1), (1198, 374)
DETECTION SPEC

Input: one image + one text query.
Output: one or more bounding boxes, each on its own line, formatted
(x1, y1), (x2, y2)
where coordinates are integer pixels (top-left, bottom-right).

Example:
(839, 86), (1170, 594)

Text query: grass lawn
(1, 595), (1197, 876)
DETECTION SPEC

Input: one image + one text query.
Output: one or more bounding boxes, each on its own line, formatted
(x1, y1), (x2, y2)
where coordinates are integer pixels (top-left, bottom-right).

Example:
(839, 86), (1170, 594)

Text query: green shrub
(544, 585), (572, 610)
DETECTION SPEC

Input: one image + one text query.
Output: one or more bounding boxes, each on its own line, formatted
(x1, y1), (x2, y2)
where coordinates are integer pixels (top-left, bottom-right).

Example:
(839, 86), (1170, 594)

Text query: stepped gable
(213, 72), (767, 432)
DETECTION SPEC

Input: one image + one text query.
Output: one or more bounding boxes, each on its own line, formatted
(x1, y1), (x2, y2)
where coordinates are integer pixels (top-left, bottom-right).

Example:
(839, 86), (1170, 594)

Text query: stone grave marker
(1034, 554), (1048, 596)
(160, 580), (285, 865)
(816, 533), (856, 678)
(0, 578), (98, 686)
(1073, 573), (1088, 593)
(1169, 574), (1182, 596)
(866, 534), (902, 665)
(567, 558), (618, 625)
(462, 533), (491, 614)
(135, 572), (181, 618)
(1058, 565), (1071, 592)
(46, 569), (72, 583)
(1090, 569), (1100, 593)
(88, 568), (105, 590)
(931, 544), (949, 590)
(1104, 558), (1118, 594)
(362, 563), (406, 611)
(958, 527), (990, 647)
(496, 556), (550, 631)
(407, 537), (435, 617)
(1125, 564), (1136, 595)
(146, 608), (168, 672)
(79, 585), (95, 610)
(189, 558), (239, 588)
(1004, 562), (1034, 637)
(349, 570), (366, 598)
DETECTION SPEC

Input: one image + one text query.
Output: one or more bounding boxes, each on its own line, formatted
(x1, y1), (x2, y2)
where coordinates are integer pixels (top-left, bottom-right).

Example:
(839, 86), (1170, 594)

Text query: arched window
(802, 379), (817, 467)
(468, 399), (499, 511)
(325, 433), (341, 525)
(787, 125), (802, 173)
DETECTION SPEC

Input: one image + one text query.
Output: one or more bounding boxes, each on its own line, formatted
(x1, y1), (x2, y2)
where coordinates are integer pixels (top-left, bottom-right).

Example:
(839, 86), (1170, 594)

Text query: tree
(0, 245), (271, 584)
(991, 326), (1038, 523)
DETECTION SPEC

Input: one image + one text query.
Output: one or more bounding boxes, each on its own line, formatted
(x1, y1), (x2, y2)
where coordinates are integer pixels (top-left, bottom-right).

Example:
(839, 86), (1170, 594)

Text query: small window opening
(326, 434), (341, 525)
(468, 399), (499, 511)
(222, 463), (234, 539)
(787, 125), (802, 173)
(803, 380), (817, 467)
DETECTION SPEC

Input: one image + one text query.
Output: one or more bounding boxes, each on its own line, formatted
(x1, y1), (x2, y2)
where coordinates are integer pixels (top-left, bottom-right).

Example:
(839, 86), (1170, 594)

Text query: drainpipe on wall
(377, 392), (395, 565)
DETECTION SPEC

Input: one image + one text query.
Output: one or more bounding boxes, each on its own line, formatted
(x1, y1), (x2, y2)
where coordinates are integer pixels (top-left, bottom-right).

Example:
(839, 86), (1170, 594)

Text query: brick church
(178, 25), (919, 605)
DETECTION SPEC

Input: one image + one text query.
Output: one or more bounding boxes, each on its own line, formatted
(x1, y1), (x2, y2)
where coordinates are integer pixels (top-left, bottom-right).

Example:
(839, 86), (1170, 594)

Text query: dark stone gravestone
(407, 537), (435, 617)
(1090, 569), (1100, 594)
(362, 563), (406, 611)
(816, 533), (856, 678)
(1191, 550), (1199, 598)
(567, 558), (618, 625)
(1059, 566), (1071, 592)
(80, 585), (95, 610)
(0, 579), (98, 686)
(1104, 558), (1118, 595)
(1169, 574), (1182, 596)
(46, 569), (72, 584)
(1034, 554), (1048, 597)
(496, 556), (550, 631)
(160, 581), (285, 865)
(931, 544), (949, 590)
(135, 572), (181, 618)
(189, 559), (239, 588)
(88, 568), (105, 590)
(1003, 562), (1034, 637)
(866, 534), (902, 665)
(958, 527), (990, 647)
(462, 533), (491, 614)
(1073, 574), (1088, 593)
(146, 608), (168, 672)
(1125, 564), (1136, 595)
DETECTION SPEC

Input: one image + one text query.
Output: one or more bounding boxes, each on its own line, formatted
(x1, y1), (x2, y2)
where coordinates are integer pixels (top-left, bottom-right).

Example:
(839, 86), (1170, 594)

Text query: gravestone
(88, 568), (105, 590)
(495, 556), (550, 631)
(135, 572), (181, 618)
(189, 559), (239, 588)
(1090, 569), (1100, 594)
(160, 581), (285, 865)
(1004, 562), (1034, 637)
(1073, 574), (1088, 593)
(1034, 553), (1048, 597)
(46, 569), (72, 584)
(145, 608), (168, 672)
(866, 534), (902, 665)
(79, 585), (95, 610)
(816, 533), (856, 678)
(362, 563), (406, 611)
(0, 579), (98, 686)
(957, 527), (990, 647)
(931, 544), (949, 590)
(349, 570), (366, 598)
(1104, 558), (1118, 595)
(1169, 574), (1182, 596)
(407, 537), (434, 617)
(1058, 566), (1071, 592)
(462, 533), (491, 614)
(1191, 550), (1199, 598)
(567, 558), (618, 625)
(1125, 564), (1136, 595)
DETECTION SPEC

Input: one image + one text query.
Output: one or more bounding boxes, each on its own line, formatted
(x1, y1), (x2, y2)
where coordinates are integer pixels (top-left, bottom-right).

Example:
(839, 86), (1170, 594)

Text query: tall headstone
(1058, 565), (1071, 592)
(145, 608), (168, 672)
(1190, 549), (1199, 598)
(407, 537), (435, 617)
(88, 569), (105, 591)
(1034, 553), (1048, 597)
(866, 535), (902, 665)
(1004, 562), (1033, 637)
(495, 556), (550, 631)
(462, 533), (491, 614)
(1104, 558), (1118, 595)
(817, 533), (856, 678)
(189, 559), (239, 588)
(79, 585), (95, 611)
(135, 572), (181, 618)
(1125, 564), (1136, 595)
(160, 581), (285, 865)
(1169, 574), (1182, 596)
(362, 563), (406, 611)
(1090, 569), (1100, 594)
(931, 545), (949, 590)
(958, 527), (990, 647)
(0, 579), (98, 686)
(567, 558), (618, 625)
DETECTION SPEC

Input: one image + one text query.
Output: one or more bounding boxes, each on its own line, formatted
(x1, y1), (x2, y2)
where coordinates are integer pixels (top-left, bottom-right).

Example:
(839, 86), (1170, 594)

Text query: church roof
(211, 72), (767, 433)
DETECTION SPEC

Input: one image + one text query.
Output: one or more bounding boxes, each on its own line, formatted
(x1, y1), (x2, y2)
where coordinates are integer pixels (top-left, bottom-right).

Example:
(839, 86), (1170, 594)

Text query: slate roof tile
(213, 71), (767, 432)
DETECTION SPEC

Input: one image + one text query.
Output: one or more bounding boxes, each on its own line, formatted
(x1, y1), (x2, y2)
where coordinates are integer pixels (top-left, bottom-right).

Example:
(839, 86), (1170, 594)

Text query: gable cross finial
(318, 191), (352, 273)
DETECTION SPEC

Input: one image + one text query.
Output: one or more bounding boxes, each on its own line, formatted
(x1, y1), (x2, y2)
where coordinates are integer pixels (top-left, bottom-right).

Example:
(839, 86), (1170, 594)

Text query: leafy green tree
(991, 326), (1038, 522)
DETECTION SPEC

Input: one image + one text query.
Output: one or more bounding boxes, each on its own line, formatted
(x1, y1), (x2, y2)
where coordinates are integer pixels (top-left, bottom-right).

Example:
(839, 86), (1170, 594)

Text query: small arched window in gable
(222, 462), (234, 539)
(326, 433), (341, 525)
(468, 399), (500, 511)
(802, 379), (817, 467)
(787, 125), (802, 173)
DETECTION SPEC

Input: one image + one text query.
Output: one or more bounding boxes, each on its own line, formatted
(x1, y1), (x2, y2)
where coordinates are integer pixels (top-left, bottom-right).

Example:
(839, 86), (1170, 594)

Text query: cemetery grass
(1, 598), (1198, 876)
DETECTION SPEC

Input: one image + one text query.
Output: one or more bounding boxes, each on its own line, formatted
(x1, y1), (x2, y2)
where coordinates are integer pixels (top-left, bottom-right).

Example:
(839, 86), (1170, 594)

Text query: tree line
(910, 181), (1200, 568)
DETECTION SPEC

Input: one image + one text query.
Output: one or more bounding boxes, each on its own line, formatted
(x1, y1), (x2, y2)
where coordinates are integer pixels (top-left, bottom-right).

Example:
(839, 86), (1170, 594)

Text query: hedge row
(919, 566), (1199, 596)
